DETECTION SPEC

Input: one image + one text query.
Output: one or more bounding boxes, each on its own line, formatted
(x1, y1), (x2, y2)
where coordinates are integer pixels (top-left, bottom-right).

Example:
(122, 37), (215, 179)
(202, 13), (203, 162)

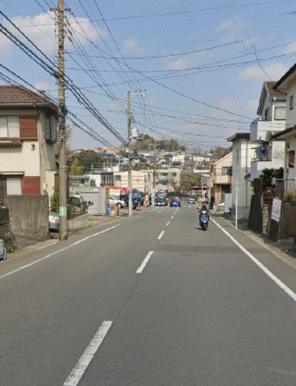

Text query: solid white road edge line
(0, 225), (120, 281)
(211, 218), (296, 303)
(158, 230), (165, 240)
(166, 221), (170, 226)
(63, 320), (113, 386)
(136, 251), (154, 274)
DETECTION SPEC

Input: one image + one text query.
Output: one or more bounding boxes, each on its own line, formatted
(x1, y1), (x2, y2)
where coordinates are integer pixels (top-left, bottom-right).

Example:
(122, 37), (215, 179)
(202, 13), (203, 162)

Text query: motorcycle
(200, 208), (209, 230)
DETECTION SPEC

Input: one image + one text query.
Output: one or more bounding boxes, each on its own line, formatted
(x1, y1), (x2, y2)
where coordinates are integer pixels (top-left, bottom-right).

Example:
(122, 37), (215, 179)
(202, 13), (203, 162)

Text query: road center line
(136, 251), (154, 273)
(0, 225), (120, 281)
(171, 216), (174, 220)
(158, 230), (165, 240)
(166, 221), (170, 226)
(63, 321), (113, 386)
(211, 218), (296, 303)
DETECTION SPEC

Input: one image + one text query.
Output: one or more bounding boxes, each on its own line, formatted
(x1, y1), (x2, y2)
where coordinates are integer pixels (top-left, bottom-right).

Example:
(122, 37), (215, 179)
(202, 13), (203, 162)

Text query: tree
(180, 171), (201, 193)
(69, 150), (104, 174)
(259, 167), (284, 190)
(69, 157), (84, 175)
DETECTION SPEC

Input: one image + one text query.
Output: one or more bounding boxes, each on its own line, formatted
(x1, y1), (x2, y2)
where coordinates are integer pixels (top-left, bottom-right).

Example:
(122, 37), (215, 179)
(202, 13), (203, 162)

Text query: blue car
(170, 196), (181, 207)
(188, 196), (196, 204)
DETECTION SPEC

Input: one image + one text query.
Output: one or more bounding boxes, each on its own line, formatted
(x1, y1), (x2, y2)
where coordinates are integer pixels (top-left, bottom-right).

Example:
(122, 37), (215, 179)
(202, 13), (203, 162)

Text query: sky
(0, 0), (296, 151)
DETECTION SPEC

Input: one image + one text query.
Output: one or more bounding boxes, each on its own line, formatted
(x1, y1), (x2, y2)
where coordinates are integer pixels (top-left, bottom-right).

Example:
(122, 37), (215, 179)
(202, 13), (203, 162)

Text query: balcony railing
(252, 146), (272, 162)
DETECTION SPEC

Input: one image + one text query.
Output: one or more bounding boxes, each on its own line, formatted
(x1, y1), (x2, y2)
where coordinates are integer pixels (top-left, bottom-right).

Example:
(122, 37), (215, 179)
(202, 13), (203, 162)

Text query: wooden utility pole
(51, 1), (71, 240)
(127, 90), (133, 217)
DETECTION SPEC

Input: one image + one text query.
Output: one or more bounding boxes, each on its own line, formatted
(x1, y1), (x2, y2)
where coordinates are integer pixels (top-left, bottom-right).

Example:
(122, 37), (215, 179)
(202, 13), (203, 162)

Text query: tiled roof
(0, 85), (51, 104)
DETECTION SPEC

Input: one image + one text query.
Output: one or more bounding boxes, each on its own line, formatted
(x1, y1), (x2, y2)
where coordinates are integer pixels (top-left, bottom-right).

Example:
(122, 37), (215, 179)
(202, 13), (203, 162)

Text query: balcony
(250, 118), (286, 142)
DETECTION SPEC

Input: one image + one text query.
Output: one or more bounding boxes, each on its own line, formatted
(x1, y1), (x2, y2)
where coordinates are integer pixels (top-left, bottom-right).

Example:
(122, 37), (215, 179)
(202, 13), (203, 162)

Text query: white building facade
(228, 133), (255, 219)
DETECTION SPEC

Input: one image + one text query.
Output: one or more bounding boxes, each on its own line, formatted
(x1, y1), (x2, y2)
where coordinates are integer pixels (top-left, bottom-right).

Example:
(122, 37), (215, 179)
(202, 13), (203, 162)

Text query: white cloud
(0, 34), (12, 56)
(33, 81), (57, 96)
(122, 38), (144, 53)
(284, 41), (296, 55)
(245, 99), (258, 112)
(218, 98), (239, 111)
(216, 15), (247, 32)
(6, 13), (106, 56)
(167, 58), (188, 71)
(239, 63), (288, 82)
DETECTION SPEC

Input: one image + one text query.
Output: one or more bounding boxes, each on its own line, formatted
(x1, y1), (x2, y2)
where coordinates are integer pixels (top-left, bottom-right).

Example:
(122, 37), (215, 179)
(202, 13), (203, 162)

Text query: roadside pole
(127, 90), (132, 217)
(50, 0), (71, 240)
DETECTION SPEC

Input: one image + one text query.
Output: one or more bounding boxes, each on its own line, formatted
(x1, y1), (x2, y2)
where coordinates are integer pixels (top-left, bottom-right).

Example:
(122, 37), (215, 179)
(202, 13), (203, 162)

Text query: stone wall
(4, 196), (49, 240)
(278, 203), (296, 239)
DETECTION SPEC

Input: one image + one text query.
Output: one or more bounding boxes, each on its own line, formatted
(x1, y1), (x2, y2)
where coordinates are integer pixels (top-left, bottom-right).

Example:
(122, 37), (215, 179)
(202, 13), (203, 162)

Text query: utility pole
(127, 90), (133, 217)
(51, 1), (71, 240)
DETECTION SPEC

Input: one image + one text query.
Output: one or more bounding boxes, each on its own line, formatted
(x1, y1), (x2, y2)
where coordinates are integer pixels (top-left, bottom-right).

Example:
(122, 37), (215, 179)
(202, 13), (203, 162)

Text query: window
(0, 116), (19, 138)
(274, 106), (286, 120)
(290, 95), (294, 110)
(6, 178), (22, 195)
(222, 166), (232, 176)
(45, 116), (57, 143)
(288, 150), (295, 168)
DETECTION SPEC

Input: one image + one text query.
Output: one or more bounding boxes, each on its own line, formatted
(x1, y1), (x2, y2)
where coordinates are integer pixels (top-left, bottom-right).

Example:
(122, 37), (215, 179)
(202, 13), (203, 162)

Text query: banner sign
(271, 198), (281, 222)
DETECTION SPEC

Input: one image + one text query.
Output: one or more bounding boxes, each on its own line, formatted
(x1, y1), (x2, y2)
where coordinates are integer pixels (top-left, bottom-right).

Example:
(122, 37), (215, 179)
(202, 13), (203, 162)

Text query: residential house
(273, 64), (296, 181)
(211, 152), (232, 204)
(114, 170), (152, 193)
(250, 81), (286, 180)
(227, 133), (255, 219)
(113, 168), (181, 193)
(0, 85), (58, 201)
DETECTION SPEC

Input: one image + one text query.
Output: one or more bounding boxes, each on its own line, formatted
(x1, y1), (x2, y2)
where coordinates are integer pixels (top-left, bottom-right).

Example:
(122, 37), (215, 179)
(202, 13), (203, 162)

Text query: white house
(250, 81), (286, 180)
(228, 133), (255, 219)
(0, 85), (58, 201)
(273, 64), (296, 180)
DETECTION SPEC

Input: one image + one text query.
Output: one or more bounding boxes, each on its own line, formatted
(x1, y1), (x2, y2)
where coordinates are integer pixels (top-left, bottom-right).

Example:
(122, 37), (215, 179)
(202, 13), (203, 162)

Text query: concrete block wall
(4, 195), (49, 240)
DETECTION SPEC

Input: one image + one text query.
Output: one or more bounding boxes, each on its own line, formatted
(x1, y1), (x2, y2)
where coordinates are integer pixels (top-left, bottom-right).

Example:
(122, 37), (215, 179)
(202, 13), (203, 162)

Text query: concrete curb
(216, 214), (296, 271)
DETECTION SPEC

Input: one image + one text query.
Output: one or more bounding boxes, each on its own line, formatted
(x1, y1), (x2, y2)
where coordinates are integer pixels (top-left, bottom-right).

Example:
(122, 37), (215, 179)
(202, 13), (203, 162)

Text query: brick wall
(22, 176), (40, 195)
(19, 115), (38, 139)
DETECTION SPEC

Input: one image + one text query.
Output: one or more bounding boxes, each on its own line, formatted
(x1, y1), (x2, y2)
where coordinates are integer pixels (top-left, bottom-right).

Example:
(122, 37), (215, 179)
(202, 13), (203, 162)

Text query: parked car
(188, 196), (196, 204)
(170, 196), (181, 207)
(108, 195), (126, 208)
(49, 211), (59, 231)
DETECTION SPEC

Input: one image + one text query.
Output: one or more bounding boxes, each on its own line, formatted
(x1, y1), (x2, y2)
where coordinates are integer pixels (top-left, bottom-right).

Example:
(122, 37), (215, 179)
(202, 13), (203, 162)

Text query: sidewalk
(218, 213), (296, 270)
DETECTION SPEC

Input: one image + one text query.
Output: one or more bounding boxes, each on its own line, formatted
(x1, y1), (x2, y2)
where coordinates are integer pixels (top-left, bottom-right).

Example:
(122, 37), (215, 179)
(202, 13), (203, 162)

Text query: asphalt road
(1, 203), (296, 385)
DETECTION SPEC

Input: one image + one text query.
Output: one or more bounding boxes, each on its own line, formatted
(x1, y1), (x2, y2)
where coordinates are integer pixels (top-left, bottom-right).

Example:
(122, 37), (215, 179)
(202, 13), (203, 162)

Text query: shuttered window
(7, 178), (22, 195)
(45, 116), (57, 143)
(274, 106), (286, 120)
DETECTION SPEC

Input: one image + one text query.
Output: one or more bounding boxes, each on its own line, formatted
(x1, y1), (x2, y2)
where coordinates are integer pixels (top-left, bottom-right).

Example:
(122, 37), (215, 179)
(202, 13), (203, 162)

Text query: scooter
(200, 208), (209, 230)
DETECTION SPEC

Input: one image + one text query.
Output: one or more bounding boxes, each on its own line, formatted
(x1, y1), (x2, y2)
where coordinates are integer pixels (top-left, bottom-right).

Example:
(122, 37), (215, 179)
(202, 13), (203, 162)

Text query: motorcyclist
(199, 200), (209, 222)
